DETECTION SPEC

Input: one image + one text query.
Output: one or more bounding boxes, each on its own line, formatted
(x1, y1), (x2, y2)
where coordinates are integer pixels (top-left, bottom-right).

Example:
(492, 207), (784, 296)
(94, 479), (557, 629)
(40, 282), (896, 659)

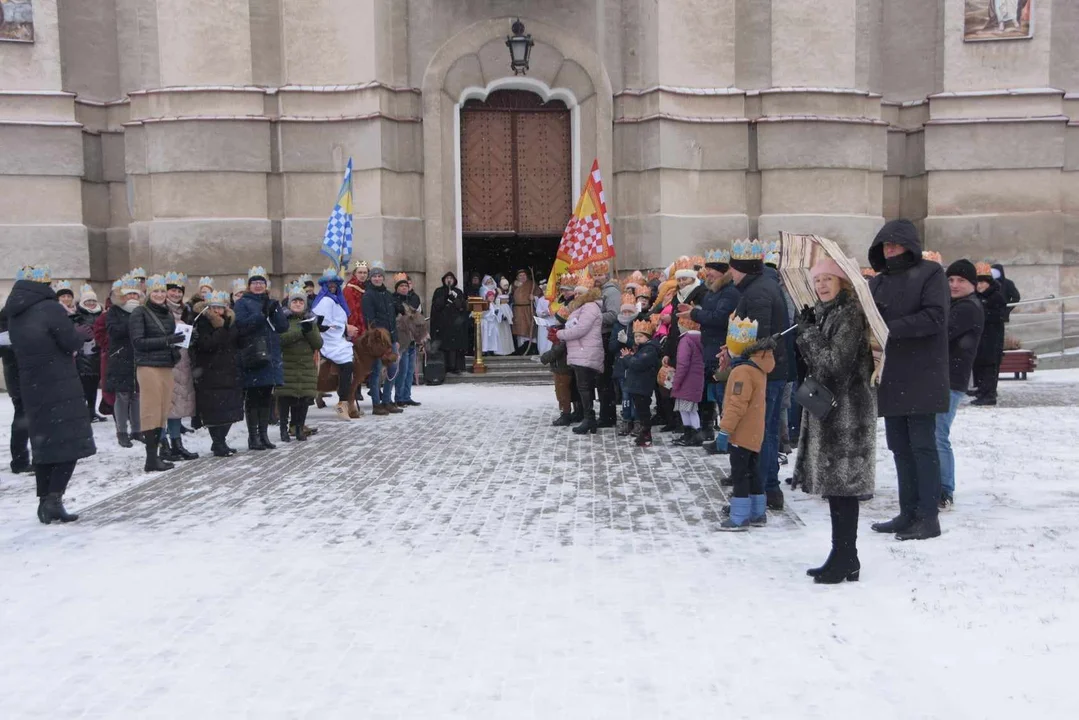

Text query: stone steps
(444, 355), (553, 385)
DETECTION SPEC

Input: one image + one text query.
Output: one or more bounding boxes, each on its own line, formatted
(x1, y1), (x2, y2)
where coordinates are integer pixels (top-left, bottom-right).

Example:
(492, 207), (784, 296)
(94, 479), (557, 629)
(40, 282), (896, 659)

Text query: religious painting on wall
(0, 0), (34, 42)
(964, 0), (1033, 41)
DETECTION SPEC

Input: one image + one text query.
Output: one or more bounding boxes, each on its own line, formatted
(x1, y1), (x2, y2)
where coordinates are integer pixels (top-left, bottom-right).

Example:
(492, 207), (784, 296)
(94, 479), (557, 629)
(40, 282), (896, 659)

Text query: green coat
(277, 314), (323, 398)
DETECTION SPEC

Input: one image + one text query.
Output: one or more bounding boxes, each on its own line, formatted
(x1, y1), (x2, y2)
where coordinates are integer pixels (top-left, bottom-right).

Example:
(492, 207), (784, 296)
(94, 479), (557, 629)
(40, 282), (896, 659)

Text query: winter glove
(798, 304), (816, 328)
(714, 431), (730, 454)
(617, 329), (627, 343)
(168, 332), (186, 346)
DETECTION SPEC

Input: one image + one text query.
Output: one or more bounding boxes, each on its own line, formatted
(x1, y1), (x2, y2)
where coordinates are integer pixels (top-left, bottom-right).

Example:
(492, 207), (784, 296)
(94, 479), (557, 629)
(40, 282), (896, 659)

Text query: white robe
(481, 295), (514, 356)
(534, 297), (554, 356)
(312, 296), (353, 364)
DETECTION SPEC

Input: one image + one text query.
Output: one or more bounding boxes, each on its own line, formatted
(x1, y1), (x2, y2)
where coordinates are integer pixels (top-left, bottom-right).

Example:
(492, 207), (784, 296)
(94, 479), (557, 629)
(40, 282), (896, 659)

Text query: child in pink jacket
(671, 315), (704, 446)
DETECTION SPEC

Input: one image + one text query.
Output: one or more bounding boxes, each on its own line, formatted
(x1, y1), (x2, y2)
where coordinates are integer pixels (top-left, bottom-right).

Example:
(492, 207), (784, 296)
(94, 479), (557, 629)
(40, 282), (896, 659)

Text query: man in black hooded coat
(430, 272), (469, 374)
(971, 268), (1007, 406)
(4, 275), (97, 523)
(991, 263), (1020, 322)
(866, 219), (949, 541)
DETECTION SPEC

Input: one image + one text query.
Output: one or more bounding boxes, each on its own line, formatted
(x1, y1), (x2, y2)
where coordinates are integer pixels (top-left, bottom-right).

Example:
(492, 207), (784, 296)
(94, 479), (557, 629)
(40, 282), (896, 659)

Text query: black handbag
(795, 376), (837, 420)
(241, 334), (270, 370)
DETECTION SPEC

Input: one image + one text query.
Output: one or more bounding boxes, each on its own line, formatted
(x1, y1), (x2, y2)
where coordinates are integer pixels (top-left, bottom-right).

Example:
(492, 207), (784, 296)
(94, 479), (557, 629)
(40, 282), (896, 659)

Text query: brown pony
(317, 328), (398, 415)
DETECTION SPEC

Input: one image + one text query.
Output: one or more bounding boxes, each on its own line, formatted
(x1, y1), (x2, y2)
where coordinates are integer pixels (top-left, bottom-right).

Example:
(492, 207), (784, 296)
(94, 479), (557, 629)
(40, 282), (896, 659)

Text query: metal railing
(1007, 295), (1079, 357)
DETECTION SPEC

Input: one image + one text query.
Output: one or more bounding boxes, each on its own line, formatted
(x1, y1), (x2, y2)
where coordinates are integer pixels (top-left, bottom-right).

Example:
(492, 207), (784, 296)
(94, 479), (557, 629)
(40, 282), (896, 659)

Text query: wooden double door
(460, 90), (572, 239)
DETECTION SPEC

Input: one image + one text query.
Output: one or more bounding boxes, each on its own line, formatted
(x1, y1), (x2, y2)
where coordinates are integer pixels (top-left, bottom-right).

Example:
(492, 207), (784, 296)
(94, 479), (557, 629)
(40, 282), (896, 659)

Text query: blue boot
(750, 494), (768, 526)
(719, 497), (752, 531)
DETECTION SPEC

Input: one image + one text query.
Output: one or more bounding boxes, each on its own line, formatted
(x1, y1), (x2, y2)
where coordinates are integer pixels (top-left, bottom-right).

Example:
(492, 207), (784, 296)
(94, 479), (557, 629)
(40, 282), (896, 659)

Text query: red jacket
(343, 282), (367, 337)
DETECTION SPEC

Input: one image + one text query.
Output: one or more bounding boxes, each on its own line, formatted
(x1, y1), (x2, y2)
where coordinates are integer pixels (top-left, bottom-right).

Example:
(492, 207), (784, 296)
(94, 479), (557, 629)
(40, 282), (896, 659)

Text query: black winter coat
(992, 264), (1021, 322)
(623, 339), (661, 397)
(732, 272), (789, 381)
(363, 281), (398, 344)
(431, 279), (469, 351)
(234, 291), (289, 388)
(868, 226), (950, 417)
(690, 279), (741, 372)
(130, 301), (180, 368)
(976, 281), (1007, 366)
(0, 307), (20, 402)
(191, 309), (244, 426)
(3, 281), (97, 465)
(73, 307), (102, 378)
(947, 293), (984, 392)
(105, 304), (138, 393)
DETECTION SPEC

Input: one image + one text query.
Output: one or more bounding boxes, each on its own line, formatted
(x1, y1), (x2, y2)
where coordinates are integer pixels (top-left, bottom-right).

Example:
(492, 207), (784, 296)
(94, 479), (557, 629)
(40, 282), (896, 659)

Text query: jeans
(369, 349), (396, 404)
(935, 390), (965, 496)
(755, 380), (786, 493)
(161, 417), (183, 441)
(394, 346), (416, 403)
(885, 414), (941, 520)
(618, 378), (634, 420)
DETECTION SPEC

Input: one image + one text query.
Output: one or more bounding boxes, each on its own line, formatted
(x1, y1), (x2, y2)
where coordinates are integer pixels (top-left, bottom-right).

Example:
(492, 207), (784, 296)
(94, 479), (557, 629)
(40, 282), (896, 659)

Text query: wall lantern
(506, 18), (533, 76)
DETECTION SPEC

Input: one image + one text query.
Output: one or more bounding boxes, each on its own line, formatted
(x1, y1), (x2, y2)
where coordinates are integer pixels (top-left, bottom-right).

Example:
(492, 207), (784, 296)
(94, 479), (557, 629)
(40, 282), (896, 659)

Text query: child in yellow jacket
(717, 316), (776, 530)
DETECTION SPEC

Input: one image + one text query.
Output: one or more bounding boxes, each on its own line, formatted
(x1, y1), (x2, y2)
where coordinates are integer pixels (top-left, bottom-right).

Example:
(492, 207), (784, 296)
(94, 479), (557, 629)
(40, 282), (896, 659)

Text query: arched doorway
(459, 89), (571, 288)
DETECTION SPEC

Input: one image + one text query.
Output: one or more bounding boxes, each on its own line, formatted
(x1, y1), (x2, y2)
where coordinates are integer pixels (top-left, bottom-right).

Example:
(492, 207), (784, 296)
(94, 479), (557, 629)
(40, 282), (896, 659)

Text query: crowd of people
(1, 220), (1021, 586)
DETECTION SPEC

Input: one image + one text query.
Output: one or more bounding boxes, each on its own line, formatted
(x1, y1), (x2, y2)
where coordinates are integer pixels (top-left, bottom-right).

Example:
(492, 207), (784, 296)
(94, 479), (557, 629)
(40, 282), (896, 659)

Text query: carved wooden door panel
(515, 111), (571, 235)
(460, 110), (514, 233)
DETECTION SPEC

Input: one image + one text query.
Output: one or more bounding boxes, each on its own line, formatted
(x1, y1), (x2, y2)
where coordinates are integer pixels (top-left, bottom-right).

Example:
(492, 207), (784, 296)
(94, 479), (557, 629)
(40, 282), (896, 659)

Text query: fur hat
(286, 282), (308, 303)
(393, 272), (410, 289)
(620, 292), (637, 312)
(79, 283), (98, 304)
(704, 248), (731, 271)
(946, 259), (977, 287)
(632, 317), (655, 337)
(164, 271), (187, 290)
(247, 266), (268, 285)
(53, 279), (74, 297)
(673, 256), (698, 280)
(208, 290), (231, 307)
(975, 261), (994, 281)
(730, 238), (765, 274)
(145, 274), (167, 292)
(810, 258), (849, 283)
(922, 250), (943, 265)
(589, 260), (611, 277)
(726, 314), (759, 357)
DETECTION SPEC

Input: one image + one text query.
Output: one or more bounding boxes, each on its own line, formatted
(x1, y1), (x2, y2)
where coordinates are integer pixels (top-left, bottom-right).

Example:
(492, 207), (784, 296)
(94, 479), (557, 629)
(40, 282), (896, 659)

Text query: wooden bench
(999, 349), (1037, 380)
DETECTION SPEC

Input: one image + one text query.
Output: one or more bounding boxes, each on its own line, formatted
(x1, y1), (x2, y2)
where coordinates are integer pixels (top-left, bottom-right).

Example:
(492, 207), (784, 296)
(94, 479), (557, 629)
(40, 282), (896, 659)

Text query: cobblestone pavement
(2, 383), (1076, 718)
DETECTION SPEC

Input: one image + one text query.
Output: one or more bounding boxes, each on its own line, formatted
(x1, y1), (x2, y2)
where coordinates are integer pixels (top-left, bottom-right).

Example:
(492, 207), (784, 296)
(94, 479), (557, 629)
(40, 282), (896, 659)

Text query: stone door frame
(421, 16), (613, 285)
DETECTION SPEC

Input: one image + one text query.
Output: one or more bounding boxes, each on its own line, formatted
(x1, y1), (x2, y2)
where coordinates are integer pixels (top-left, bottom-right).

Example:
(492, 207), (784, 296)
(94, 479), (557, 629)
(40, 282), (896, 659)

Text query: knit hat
(619, 293), (637, 312)
(809, 258), (849, 283)
(53, 280), (74, 297)
(247, 265), (268, 285)
(726, 314), (759, 357)
(207, 290), (230, 308)
(369, 261), (385, 279)
(632, 317), (655, 337)
(164, 271), (187, 290)
(946, 259), (977, 287)
(286, 282), (308, 303)
(393, 272), (410, 290)
(145, 274), (167, 292)
(730, 238), (765, 274)
(975, 262), (994, 281)
(704, 248), (731, 272)
(79, 283), (98, 304)
(231, 277), (246, 294)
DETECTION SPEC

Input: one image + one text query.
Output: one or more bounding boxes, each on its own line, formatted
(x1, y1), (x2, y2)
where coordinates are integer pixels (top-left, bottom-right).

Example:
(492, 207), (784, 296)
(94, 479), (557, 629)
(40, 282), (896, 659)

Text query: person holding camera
(234, 266), (290, 450)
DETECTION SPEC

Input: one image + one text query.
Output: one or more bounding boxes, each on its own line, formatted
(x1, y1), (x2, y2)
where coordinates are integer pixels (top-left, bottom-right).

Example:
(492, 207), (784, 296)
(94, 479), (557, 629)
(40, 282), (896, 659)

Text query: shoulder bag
(795, 376), (837, 420)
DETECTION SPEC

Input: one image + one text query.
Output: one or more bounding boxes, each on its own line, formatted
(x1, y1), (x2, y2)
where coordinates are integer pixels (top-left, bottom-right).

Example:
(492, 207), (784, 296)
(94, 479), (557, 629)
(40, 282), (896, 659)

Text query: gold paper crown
(129, 267), (147, 279)
(646, 269), (663, 283)
(320, 266), (343, 283)
(678, 315), (701, 332)
(286, 282), (308, 301)
(705, 248), (731, 265)
(588, 260), (610, 276)
(766, 240), (781, 255)
(119, 275), (142, 296)
(764, 250), (781, 267)
(247, 266), (268, 281)
(558, 270), (578, 288)
(726, 314), (760, 357)
(922, 251), (943, 265)
(632, 318), (656, 336)
(574, 271), (594, 289)
(164, 271), (187, 288)
(80, 283), (95, 298)
(145, 274), (168, 292)
(53, 279), (73, 294)
(690, 255), (705, 270)
(730, 238), (765, 261)
(208, 290), (231, 306)
(350, 259), (369, 273)
(392, 272), (409, 285)
(620, 292), (637, 309)
(628, 270), (646, 285)
(197, 276), (214, 289)
(975, 261), (993, 278)
(231, 277), (246, 293)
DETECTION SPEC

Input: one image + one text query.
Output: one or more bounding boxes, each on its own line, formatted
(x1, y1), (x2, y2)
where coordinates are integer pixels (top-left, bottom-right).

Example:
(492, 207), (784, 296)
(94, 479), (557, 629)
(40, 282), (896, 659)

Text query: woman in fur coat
(191, 291), (244, 457)
(161, 273), (199, 461)
(794, 259), (876, 585)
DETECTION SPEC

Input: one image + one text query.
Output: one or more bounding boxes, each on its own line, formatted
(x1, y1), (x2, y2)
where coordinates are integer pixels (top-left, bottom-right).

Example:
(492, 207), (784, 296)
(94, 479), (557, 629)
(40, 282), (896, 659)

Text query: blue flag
(320, 158), (353, 270)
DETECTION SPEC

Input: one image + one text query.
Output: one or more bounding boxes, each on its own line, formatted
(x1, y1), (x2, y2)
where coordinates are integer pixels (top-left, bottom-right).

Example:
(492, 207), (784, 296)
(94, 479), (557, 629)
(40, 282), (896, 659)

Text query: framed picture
(0, 0), (34, 43)
(964, 0), (1033, 41)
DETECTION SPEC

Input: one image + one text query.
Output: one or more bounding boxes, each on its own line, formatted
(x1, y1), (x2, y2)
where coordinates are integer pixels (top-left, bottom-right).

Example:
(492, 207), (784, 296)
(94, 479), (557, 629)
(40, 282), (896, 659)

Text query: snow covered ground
(1, 375), (1078, 719)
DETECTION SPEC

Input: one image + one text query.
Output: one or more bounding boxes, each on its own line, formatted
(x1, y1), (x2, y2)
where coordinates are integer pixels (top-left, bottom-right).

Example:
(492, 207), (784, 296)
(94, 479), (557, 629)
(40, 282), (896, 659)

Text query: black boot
(116, 432), (133, 449)
(569, 403), (583, 423)
(635, 428), (653, 447)
(871, 512), (914, 534)
(699, 405), (716, 442)
(895, 514), (941, 541)
(209, 427), (230, 458)
(37, 497), (48, 524)
(674, 428), (703, 447)
(41, 492), (79, 523)
(572, 408), (598, 435)
(246, 409), (266, 450)
(278, 398), (292, 443)
(258, 403), (276, 450)
(551, 412), (573, 427)
(170, 437), (199, 461)
(159, 433), (179, 462)
(766, 488), (785, 510)
(671, 427), (691, 446)
(144, 431), (175, 472)
(293, 402), (309, 442)
(815, 497), (861, 584)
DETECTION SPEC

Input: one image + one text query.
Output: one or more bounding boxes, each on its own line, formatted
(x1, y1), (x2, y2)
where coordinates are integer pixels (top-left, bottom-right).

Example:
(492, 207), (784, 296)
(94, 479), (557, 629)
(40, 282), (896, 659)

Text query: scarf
(79, 302), (102, 316)
(676, 279), (701, 303)
(120, 299), (140, 313)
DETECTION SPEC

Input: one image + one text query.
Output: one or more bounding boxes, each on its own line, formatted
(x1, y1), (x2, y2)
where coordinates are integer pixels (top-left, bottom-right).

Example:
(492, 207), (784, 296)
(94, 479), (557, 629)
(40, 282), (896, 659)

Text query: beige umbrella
(778, 232), (889, 384)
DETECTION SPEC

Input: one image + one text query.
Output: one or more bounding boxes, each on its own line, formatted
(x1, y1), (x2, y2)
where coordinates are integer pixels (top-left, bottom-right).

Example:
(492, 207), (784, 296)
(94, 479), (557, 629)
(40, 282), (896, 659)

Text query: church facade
(1, 0), (1076, 298)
